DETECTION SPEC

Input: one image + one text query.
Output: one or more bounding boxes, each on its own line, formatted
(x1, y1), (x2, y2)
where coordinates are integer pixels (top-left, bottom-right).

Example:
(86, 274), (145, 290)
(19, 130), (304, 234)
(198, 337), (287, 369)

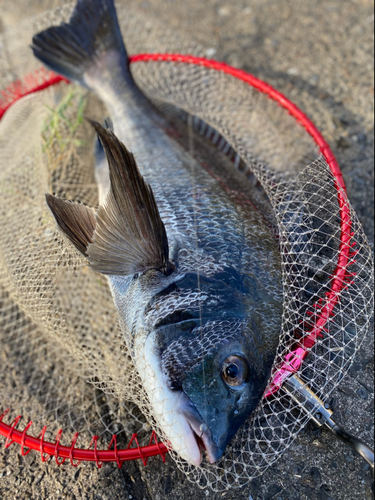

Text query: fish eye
(221, 355), (249, 387)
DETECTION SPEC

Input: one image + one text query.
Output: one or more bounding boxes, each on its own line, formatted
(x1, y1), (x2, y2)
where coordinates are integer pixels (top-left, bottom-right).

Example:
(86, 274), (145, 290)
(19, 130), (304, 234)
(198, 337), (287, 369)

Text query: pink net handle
(0, 53), (352, 462)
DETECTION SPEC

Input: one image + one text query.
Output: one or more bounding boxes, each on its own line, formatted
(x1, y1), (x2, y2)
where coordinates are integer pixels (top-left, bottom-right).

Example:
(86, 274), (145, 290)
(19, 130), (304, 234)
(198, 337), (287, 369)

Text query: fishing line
(186, 113), (208, 435)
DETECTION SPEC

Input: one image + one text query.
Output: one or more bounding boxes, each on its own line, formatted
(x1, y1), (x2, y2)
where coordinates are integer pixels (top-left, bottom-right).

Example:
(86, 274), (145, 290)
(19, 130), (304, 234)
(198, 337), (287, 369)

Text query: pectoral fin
(46, 121), (172, 277)
(88, 121), (172, 275)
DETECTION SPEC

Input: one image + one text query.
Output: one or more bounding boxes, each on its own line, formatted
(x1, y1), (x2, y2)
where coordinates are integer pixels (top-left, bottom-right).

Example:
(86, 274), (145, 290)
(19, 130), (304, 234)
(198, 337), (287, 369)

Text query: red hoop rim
(0, 53), (353, 463)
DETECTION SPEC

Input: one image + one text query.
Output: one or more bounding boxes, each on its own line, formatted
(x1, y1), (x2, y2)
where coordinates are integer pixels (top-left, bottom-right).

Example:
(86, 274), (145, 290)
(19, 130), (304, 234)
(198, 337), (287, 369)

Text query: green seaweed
(41, 87), (87, 154)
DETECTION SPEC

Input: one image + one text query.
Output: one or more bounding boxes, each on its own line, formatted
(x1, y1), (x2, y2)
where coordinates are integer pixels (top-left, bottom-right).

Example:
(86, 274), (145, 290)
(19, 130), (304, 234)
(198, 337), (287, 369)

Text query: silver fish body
(32, 0), (283, 465)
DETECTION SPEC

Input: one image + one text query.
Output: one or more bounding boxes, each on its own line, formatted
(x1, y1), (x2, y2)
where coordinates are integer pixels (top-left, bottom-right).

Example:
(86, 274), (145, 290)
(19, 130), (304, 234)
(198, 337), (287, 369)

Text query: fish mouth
(177, 392), (224, 464)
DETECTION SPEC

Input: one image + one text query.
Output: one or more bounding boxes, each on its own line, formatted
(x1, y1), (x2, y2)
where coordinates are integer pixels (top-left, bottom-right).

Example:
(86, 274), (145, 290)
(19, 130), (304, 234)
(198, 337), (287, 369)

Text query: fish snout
(177, 392), (225, 464)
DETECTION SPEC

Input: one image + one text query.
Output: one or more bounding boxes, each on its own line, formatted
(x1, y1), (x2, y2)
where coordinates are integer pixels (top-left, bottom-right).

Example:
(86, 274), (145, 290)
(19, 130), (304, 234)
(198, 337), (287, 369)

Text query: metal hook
(283, 374), (374, 479)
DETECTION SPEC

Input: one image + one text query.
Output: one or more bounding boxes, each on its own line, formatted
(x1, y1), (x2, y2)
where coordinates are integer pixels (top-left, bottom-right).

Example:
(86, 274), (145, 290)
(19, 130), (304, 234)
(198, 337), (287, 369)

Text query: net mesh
(0, 2), (373, 492)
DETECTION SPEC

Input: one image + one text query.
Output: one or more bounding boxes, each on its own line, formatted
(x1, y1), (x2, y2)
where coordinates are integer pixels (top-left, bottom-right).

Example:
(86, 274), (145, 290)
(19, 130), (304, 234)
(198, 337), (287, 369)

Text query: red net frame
(0, 53), (352, 465)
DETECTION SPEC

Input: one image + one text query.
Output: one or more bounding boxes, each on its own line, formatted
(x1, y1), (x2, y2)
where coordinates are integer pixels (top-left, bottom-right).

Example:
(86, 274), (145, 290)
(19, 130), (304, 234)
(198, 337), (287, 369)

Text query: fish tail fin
(31, 0), (129, 87)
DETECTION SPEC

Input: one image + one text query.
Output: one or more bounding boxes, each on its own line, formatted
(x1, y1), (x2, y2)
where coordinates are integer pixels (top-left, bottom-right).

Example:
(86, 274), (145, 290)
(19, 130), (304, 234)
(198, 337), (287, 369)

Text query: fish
(31, 0), (283, 466)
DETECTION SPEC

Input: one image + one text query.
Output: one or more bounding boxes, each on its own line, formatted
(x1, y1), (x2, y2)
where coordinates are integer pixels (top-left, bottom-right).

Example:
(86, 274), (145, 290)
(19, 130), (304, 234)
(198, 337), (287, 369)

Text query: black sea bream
(32, 0), (283, 465)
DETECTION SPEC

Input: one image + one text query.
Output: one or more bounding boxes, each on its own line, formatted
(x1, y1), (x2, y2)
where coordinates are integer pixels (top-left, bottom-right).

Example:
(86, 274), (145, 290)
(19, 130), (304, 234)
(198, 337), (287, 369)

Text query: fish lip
(177, 393), (225, 464)
(188, 422), (225, 464)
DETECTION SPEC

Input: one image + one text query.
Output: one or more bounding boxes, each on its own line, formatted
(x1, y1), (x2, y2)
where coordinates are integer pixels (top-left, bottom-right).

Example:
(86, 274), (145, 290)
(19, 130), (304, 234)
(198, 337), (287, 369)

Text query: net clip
(69, 432), (81, 467)
(4, 414), (22, 449)
(107, 434), (123, 469)
(87, 435), (102, 468)
(127, 433), (148, 466)
(54, 429), (66, 465)
(148, 430), (168, 463)
(38, 426), (51, 462)
(21, 421), (33, 456)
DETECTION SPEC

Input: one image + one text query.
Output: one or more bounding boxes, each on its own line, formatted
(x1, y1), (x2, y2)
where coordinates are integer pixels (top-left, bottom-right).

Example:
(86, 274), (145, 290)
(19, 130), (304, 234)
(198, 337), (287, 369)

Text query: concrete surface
(0, 1), (373, 499)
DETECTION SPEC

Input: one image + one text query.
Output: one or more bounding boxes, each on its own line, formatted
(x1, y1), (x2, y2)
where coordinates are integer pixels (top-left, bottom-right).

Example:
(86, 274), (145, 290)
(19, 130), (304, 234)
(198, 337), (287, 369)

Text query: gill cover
(46, 121), (173, 276)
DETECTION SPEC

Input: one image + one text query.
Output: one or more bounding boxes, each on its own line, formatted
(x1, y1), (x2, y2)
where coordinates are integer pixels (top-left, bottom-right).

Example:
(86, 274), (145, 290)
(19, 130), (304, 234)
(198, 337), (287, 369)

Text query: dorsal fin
(88, 121), (172, 276)
(45, 194), (96, 257)
(46, 122), (172, 277)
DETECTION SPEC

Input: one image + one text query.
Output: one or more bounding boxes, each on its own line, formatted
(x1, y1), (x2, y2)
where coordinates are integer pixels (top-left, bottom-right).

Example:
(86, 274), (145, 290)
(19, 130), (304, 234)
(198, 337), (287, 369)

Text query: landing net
(0, 2), (373, 492)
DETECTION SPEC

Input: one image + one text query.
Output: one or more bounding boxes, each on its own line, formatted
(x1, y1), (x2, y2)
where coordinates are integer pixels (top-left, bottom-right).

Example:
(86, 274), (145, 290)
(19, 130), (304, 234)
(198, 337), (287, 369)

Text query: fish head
(160, 320), (276, 464)
(186, 343), (269, 458)
(147, 271), (280, 465)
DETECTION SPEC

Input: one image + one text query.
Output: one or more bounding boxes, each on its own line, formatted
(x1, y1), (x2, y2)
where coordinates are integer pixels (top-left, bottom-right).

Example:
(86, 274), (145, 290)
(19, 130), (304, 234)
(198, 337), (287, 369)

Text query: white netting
(0, 2), (373, 493)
